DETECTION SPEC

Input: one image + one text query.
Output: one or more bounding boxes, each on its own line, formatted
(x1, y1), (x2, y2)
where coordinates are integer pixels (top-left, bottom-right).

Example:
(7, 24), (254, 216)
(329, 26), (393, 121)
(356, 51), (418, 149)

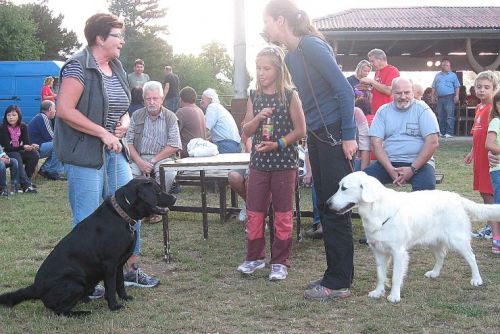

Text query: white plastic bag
(187, 138), (219, 157)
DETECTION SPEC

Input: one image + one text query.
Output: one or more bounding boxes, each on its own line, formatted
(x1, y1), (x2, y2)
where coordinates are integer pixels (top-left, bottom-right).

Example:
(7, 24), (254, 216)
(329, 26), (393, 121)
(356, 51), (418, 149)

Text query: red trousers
(245, 168), (296, 266)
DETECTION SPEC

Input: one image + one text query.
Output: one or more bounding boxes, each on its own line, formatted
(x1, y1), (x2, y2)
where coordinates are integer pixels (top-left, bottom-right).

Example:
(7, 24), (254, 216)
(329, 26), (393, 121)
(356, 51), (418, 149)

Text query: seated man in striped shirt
(126, 81), (181, 222)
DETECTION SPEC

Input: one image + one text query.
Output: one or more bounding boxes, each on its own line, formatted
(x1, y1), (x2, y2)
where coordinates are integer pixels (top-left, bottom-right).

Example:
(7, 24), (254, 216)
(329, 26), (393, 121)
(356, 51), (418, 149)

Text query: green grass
(0, 139), (499, 334)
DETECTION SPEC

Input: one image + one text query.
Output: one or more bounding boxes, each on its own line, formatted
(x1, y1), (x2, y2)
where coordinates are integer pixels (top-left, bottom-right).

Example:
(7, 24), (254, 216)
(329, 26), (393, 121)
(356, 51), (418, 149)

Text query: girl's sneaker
(269, 264), (288, 281)
(237, 260), (265, 274)
(492, 239), (500, 255)
(0, 188), (9, 197)
(472, 224), (492, 239)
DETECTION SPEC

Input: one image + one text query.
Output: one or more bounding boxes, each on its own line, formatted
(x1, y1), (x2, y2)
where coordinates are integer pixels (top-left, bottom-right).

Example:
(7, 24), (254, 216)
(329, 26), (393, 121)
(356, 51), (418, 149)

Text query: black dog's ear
(137, 181), (158, 208)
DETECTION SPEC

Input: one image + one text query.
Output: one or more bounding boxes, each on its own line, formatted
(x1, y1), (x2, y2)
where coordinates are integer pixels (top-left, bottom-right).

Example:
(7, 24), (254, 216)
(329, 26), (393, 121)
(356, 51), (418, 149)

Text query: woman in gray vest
(54, 13), (159, 296)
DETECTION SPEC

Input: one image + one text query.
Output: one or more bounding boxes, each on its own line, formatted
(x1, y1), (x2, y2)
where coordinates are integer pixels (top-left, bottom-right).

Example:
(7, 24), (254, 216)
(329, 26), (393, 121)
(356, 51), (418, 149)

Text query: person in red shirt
(464, 71), (498, 244)
(360, 48), (400, 120)
(41, 76), (57, 102)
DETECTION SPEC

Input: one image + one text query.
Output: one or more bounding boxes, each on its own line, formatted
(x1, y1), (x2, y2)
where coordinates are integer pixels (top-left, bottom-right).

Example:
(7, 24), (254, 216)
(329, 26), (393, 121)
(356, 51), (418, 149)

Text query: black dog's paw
(80, 296), (91, 303)
(108, 303), (124, 311)
(119, 294), (133, 301)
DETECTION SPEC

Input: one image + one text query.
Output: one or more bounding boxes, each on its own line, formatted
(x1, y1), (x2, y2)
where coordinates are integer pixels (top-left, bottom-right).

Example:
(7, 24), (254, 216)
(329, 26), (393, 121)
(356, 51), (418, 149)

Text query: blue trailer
(0, 61), (63, 123)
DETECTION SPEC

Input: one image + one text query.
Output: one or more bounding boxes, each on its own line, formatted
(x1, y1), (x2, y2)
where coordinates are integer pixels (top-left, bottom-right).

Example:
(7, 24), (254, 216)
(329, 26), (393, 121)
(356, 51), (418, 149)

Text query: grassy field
(0, 139), (498, 334)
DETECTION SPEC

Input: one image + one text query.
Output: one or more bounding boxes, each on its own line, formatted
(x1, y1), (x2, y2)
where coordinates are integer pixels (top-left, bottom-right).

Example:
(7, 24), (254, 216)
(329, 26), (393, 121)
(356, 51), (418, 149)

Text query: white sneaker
(238, 207), (247, 222)
(269, 264), (288, 281)
(444, 134), (453, 138)
(237, 259), (265, 274)
(472, 224), (492, 239)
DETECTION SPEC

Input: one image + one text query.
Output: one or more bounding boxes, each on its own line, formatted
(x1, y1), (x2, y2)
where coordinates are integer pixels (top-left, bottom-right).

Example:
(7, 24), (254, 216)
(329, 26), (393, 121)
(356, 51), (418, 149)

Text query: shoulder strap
(298, 42), (341, 147)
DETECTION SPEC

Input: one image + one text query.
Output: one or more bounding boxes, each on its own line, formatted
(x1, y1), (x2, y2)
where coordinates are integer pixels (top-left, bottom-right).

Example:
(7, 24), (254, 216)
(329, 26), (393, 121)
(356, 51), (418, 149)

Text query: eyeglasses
(108, 33), (124, 40)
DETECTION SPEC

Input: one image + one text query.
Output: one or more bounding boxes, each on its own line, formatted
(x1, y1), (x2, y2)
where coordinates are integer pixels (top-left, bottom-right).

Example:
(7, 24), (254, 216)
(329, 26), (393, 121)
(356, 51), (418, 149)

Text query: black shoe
(39, 170), (60, 180)
(305, 223), (323, 239)
(22, 185), (37, 194)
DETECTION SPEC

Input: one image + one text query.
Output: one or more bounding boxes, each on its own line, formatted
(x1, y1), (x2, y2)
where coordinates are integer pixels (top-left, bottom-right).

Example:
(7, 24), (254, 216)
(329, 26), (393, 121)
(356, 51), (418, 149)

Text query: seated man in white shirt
(200, 88), (241, 153)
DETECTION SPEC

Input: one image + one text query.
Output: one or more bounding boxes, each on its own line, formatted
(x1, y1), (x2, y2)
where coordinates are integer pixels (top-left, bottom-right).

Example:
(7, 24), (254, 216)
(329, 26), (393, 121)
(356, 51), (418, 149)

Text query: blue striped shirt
(62, 60), (129, 132)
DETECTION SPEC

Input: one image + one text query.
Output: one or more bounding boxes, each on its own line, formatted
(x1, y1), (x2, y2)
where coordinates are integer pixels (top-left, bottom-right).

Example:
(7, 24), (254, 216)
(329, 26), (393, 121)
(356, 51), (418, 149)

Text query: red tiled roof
(313, 7), (500, 31)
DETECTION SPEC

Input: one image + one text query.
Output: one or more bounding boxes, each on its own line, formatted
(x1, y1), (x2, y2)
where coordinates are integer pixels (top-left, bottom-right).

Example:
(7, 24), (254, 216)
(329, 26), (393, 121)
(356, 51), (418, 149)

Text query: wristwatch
(410, 165), (419, 174)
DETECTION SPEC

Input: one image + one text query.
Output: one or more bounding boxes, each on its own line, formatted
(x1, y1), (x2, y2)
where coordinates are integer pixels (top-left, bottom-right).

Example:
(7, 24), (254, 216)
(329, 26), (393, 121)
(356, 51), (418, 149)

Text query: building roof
(311, 7), (500, 71)
(314, 7), (500, 31)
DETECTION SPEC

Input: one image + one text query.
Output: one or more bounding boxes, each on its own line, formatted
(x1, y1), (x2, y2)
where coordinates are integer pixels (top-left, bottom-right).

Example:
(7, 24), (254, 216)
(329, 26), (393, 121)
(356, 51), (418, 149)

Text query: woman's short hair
(142, 81), (164, 98)
(84, 13), (123, 46)
(3, 105), (22, 126)
(180, 86), (197, 104)
(355, 60), (371, 77)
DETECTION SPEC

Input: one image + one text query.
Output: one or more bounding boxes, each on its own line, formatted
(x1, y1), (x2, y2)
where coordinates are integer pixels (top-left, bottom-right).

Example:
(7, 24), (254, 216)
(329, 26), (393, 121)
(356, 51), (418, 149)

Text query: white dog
(327, 171), (495, 303)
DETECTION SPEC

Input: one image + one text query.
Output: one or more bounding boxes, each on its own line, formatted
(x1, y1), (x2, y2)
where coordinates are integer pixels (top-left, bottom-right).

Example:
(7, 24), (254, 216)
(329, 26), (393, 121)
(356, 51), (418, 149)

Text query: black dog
(0, 177), (176, 316)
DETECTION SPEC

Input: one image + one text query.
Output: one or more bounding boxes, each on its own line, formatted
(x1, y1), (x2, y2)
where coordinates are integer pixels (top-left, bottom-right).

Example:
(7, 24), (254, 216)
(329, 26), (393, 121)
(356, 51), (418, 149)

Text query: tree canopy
(22, 2), (81, 60)
(0, 5), (43, 60)
(108, 0), (171, 79)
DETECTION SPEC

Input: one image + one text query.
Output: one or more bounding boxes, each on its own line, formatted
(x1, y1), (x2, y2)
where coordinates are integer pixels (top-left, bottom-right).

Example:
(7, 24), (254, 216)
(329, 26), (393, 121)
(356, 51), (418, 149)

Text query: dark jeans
(437, 94), (455, 136)
(364, 161), (436, 191)
(7, 150), (39, 187)
(164, 96), (179, 112)
(307, 122), (353, 290)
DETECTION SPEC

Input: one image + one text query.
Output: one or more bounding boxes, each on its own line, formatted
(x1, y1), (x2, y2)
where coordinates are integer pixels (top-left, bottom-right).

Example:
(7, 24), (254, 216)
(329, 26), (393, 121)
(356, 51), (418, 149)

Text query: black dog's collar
(110, 196), (137, 231)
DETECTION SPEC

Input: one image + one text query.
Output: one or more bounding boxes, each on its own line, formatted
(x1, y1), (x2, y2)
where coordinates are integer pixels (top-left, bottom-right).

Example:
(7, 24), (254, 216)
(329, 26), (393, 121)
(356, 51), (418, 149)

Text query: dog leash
(110, 195), (137, 233)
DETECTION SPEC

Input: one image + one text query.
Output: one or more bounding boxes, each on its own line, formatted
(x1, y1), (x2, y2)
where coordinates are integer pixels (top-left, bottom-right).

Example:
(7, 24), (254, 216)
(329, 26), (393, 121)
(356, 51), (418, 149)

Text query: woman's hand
(255, 141), (278, 153)
(101, 131), (122, 153)
(342, 140), (358, 160)
(23, 144), (33, 151)
(114, 121), (128, 139)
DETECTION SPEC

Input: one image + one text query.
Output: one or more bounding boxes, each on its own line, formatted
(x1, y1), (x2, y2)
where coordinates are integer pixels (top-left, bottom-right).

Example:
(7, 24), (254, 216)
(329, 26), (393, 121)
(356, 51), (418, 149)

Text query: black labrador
(0, 177), (176, 316)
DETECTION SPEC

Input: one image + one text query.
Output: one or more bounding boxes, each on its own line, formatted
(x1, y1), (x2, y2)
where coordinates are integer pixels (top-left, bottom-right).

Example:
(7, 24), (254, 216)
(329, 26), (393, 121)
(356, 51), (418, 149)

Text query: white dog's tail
(462, 197), (500, 221)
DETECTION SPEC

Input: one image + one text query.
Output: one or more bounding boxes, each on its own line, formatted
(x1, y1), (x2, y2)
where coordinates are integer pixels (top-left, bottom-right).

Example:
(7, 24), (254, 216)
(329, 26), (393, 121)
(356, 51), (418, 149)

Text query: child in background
(237, 45), (306, 280)
(484, 89), (500, 254)
(0, 105), (38, 193)
(465, 71), (498, 240)
(0, 145), (19, 196)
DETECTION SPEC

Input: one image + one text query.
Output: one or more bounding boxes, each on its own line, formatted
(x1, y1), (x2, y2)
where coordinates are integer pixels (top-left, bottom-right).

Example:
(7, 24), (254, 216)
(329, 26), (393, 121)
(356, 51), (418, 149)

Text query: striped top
(126, 110), (182, 155)
(62, 60), (129, 132)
